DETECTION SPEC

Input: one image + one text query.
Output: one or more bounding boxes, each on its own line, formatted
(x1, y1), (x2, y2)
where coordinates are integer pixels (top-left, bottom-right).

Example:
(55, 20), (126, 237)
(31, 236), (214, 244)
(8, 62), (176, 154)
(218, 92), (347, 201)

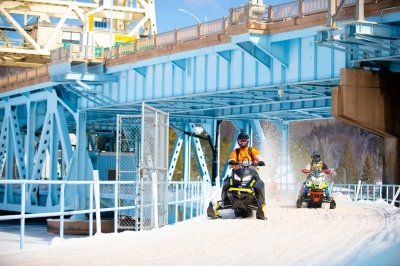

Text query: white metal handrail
(0, 179), (210, 250)
(275, 181), (400, 205)
(168, 181), (210, 223)
(332, 183), (400, 205)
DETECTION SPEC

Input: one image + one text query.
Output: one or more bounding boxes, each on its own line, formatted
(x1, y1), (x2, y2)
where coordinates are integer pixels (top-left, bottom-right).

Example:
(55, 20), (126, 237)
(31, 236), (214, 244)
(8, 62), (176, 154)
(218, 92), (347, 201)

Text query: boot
(325, 194), (331, 201)
(221, 190), (229, 206)
(256, 203), (267, 220)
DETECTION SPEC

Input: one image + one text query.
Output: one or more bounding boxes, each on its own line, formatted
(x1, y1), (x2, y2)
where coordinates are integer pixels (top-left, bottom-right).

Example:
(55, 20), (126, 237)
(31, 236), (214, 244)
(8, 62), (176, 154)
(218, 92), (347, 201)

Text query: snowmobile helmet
(311, 151), (321, 161)
(237, 129), (249, 148)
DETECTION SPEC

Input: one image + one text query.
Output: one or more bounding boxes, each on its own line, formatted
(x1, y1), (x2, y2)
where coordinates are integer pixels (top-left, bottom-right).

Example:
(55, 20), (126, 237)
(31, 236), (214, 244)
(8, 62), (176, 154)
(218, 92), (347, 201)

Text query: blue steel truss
(0, 0), (399, 213)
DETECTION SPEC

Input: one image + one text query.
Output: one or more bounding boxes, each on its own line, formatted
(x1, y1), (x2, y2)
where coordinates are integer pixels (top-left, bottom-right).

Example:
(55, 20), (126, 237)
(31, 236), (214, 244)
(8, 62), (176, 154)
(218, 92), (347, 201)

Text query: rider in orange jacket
(221, 129), (266, 219)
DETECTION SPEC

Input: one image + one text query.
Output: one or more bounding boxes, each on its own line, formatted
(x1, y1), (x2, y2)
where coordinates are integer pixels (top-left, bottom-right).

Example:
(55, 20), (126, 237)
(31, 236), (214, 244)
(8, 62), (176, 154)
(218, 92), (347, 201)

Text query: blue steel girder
(0, 115), (8, 176)
(189, 123), (210, 182)
(85, 77), (337, 125)
(8, 107), (27, 180)
(167, 132), (183, 182)
(61, 82), (117, 106)
(83, 28), (344, 124)
(236, 41), (271, 68)
(169, 123), (210, 182)
(0, 6), (363, 136)
(146, 81), (334, 120)
(0, 87), (78, 209)
(54, 72), (117, 83)
(0, 106), (28, 183)
(318, 20), (400, 71)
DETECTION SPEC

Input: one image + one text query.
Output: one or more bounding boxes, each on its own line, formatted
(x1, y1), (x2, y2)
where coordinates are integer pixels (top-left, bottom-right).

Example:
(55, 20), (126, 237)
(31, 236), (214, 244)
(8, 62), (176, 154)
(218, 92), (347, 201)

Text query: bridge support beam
(332, 68), (400, 184)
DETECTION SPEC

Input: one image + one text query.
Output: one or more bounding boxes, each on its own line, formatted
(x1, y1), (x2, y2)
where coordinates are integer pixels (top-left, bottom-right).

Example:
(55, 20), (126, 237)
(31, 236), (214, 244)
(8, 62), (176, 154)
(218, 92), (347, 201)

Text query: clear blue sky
(155, 0), (290, 33)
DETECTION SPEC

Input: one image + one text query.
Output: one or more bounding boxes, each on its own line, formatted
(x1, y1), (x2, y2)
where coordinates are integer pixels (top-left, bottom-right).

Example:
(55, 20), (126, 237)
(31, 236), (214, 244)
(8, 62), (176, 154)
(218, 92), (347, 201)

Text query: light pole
(178, 8), (201, 24)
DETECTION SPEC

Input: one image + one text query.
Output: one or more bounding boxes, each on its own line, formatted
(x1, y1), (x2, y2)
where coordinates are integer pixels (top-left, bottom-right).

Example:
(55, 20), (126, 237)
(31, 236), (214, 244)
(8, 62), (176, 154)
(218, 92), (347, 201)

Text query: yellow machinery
(0, 0), (157, 68)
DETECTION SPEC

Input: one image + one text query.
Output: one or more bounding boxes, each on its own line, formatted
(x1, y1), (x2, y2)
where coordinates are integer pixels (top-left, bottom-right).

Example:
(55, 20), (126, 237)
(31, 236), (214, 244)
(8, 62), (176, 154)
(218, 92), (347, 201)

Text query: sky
(1, 192), (400, 265)
(155, 0), (291, 33)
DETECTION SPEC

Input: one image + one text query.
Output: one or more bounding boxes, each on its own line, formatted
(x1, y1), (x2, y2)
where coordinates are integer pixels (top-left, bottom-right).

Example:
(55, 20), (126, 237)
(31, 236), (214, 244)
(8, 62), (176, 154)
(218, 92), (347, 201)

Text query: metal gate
(116, 103), (169, 231)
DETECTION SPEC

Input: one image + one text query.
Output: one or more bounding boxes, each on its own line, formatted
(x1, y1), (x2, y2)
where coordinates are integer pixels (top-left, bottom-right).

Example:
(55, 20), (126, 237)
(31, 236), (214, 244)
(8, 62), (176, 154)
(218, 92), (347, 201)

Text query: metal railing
(0, 179), (210, 250)
(332, 183), (400, 205)
(276, 181), (400, 205)
(168, 181), (210, 223)
(48, 0), (372, 64)
(0, 65), (50, 90)
(50, 44), (107, 63)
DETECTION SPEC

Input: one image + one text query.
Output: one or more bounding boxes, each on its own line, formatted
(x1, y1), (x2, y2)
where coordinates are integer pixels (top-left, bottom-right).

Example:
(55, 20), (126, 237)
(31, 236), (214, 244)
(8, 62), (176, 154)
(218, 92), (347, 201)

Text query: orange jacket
(228, 146), (261, 168)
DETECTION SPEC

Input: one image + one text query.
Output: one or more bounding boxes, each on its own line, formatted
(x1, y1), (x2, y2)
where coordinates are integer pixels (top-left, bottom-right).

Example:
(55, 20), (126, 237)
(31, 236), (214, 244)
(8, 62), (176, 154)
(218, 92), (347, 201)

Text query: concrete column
(332, 68), (400, 184)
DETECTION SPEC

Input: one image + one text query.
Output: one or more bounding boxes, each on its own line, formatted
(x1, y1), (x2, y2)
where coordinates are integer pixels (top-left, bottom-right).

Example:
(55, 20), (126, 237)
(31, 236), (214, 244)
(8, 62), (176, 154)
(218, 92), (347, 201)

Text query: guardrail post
(190, 183), (193, 219)
(229, 8), (233, 24)
(299, 0), (304, 17)
(175, 29), (179, 44)
(93, 170), (101, 234)
(354, 180), (361, 201)
(60, 182), (65, 239)
(89, 182), (93, 236)
(151, 172), (158, 229)
(197, 23), (201, 39)
(247, 4), (251, 23)
(183, 183), (187, 221)
(20, 182), (26, 250)
(224, 17), (229, 32)
(114, 181), (118, 233)
(267, 5), (272, 22)
(373, 185), (376, 201)
(175, 183), (178, 223)
(134, 39), (138, 52)
(391, 186), (400, 206)
(154, 35), (158, 47)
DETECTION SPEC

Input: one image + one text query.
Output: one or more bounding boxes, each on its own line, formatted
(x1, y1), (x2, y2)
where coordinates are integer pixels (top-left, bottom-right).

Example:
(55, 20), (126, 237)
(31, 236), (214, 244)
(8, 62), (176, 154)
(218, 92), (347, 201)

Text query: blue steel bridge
(0, 0), (399, 229)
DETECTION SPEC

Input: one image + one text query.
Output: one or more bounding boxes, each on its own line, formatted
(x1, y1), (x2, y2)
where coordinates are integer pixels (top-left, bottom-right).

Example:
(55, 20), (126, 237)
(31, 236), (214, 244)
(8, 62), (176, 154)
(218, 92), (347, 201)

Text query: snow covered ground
(1, 192), (400, 266)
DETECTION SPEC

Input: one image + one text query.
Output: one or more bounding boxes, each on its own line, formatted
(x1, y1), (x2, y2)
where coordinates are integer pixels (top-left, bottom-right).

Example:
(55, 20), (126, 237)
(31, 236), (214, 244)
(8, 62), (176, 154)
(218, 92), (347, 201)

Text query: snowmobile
(207, 160), (265, 219)
(296, 168), (336, 209)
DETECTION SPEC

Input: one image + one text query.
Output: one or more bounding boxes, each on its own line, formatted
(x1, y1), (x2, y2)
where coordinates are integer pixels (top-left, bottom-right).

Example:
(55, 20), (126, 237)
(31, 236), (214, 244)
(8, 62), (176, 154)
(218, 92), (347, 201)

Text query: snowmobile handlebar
(227, 160), (264, 167)
(301, 168), (334, 175)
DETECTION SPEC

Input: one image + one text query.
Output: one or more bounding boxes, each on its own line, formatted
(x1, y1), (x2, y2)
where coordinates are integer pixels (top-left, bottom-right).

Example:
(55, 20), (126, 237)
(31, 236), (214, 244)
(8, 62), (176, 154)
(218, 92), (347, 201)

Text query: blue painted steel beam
(318, 20), (400, 70)
(54, 73), (118, 82)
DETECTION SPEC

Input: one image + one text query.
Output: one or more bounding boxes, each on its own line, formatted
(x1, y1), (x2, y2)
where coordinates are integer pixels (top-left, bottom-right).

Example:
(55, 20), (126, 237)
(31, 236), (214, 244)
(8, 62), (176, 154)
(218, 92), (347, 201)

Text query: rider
(302, 151), (331, 200)
(221, 129), (266, 220)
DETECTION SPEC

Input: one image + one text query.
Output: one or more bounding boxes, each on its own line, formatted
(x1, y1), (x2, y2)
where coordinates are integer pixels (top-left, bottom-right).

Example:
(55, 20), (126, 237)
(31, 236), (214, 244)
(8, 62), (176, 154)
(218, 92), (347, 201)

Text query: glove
(258, 161), (265, 166)
(228, 160), (236, 165)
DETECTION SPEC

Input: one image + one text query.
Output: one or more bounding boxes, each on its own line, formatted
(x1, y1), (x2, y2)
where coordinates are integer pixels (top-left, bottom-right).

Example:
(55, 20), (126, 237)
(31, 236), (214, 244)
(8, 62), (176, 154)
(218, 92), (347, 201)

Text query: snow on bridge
(1, 193), (399, 266)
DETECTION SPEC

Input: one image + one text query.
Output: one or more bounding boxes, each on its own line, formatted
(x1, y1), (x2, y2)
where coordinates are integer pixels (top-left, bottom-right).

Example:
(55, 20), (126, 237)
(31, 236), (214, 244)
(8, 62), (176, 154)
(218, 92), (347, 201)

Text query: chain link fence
(116, 103), (169, 231)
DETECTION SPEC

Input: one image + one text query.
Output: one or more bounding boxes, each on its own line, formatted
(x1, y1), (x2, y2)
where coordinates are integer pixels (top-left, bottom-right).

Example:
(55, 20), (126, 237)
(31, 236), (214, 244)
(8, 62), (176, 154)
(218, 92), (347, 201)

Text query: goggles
(237, 139), (248, 145)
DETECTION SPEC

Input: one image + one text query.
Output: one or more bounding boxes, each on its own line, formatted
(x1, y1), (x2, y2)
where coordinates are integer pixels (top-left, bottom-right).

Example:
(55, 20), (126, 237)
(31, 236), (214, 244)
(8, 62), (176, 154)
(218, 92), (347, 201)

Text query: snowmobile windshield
(241, 160), (251, 167)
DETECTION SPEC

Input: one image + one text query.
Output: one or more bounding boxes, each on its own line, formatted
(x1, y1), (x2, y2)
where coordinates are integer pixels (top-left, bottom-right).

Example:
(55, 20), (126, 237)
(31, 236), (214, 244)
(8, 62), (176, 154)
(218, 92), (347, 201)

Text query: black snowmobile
(207, 160), (265, 219)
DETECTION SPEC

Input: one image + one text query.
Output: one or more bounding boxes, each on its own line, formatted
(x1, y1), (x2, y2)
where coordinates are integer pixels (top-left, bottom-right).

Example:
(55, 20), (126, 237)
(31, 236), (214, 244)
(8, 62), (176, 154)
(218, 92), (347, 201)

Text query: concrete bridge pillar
(332, 68), (400, 184)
